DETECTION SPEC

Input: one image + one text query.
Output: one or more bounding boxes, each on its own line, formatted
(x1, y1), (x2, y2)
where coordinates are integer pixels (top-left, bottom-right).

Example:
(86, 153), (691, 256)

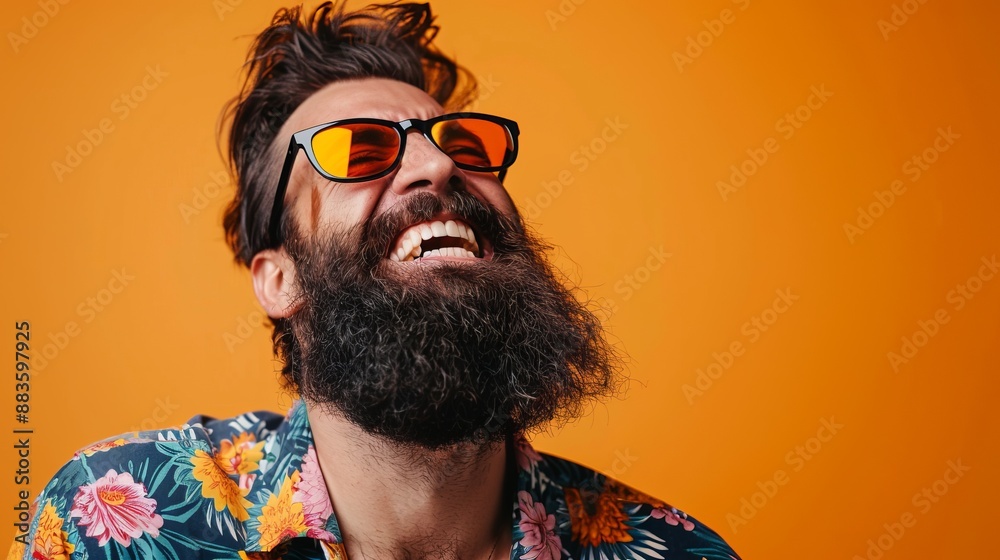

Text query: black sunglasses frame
(266, 112), (520, 246)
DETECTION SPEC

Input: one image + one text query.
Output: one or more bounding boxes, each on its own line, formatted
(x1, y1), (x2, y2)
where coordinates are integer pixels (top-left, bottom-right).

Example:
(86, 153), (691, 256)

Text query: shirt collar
(241, 400), (343, 553)
(238, 400), (547, 556)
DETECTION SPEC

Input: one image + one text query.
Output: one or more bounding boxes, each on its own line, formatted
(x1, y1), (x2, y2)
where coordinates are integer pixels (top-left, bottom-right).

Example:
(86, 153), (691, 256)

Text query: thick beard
(281, 190), (622, 450)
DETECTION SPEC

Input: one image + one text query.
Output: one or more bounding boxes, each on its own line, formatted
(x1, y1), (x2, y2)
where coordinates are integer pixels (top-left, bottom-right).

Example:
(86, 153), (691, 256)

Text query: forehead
(279, 77), (445, 137)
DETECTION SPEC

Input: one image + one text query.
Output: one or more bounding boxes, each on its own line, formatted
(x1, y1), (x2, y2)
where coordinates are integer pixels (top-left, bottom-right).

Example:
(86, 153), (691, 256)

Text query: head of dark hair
(220, 1), (477, 266)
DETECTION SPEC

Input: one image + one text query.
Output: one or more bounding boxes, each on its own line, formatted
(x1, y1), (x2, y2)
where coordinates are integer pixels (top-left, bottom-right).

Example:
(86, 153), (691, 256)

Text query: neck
(306, 401), (513, 560)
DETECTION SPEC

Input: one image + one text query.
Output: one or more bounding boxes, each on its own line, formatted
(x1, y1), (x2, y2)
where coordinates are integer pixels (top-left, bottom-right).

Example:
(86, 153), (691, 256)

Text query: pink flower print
(651, 507), (695, 531)
(70, 469), (164, 547)
(239, 473), (257, 493)
(292, 445), (336, 541)
(517, 491), (561, 560)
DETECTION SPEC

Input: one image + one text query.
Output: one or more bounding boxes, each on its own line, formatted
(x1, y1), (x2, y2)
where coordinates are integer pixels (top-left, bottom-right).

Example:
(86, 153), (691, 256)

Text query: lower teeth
(417, 248), (476, 259)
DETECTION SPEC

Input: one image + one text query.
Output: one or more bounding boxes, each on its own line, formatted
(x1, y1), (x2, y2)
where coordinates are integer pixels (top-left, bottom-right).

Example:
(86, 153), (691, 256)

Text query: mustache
(357, 190), (527, 267)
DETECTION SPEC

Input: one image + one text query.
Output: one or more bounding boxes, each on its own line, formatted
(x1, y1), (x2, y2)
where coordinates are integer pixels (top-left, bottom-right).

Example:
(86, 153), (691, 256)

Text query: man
(10, 3), (740, 559)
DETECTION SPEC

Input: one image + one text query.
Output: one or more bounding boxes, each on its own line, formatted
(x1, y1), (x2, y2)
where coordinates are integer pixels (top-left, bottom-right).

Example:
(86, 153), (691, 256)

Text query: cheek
(309, 182), (384, 233)
(467, 176), (517, 216)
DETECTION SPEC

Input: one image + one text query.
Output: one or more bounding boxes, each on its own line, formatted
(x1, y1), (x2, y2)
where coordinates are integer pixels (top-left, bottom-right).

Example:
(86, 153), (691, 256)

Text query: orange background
(2, 0), (997, 558)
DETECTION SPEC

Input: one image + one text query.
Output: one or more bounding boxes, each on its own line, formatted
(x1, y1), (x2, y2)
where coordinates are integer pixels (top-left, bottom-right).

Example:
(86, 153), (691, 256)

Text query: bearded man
(10, 3), (740, 560)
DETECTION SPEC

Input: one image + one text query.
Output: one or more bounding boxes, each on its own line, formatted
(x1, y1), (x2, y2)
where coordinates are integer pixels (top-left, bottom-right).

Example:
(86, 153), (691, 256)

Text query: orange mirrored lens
(312, 123), (400, 179)
(431, 118), (511, 168)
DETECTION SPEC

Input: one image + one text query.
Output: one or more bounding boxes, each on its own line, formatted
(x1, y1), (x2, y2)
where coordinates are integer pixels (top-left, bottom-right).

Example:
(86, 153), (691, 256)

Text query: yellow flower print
(564, 486), (633, 548)
(190, 449), (252, 521)
(215, 432), (265, 475)
(32, 501), (75, 560)
(256, 471), (307, 551)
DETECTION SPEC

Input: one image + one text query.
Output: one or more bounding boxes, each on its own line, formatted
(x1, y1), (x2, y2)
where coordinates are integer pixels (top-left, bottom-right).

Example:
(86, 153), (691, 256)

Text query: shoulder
(514, 440), (742, 560)
(66, 407), (287, 478)
(9, 407), (290, 560)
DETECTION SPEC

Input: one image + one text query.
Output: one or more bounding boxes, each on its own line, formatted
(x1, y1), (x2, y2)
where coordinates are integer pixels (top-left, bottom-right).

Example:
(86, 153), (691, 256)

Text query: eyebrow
(439, 124), (488, 152)
(351, 125), (398, 145)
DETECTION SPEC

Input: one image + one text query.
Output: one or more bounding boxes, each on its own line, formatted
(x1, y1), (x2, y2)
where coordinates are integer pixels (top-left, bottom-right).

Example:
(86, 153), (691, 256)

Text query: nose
(387, 127), (464, 196)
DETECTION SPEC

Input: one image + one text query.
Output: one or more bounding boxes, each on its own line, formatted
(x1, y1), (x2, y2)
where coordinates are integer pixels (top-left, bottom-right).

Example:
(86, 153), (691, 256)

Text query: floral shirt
(8, 400), (740, 560)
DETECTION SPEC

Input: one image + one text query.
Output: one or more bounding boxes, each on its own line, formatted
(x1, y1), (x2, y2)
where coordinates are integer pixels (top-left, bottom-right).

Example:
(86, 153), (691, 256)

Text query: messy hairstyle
(219, 2), (477, 390)
(221, 1), (477, 266)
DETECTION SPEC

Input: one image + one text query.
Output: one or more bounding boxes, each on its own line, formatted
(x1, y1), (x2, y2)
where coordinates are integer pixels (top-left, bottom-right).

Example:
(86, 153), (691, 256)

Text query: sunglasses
(267, 112), (520, 245)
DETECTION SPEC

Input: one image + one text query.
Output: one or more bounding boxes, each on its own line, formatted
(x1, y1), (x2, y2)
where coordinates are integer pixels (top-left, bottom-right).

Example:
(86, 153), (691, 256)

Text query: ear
(250, 248), (302, 319)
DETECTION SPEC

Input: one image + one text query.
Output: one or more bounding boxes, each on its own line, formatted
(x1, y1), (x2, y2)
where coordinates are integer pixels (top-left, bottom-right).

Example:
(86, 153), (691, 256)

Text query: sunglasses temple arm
(268, 139), (301, 244)
(498, 142), (516, 183)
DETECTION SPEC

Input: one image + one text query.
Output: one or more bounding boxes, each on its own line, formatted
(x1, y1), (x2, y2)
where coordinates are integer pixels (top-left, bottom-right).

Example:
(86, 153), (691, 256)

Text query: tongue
(420, 236), (466, 253)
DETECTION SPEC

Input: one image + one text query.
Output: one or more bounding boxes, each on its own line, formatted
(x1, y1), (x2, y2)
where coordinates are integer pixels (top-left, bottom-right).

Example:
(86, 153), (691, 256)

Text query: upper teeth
(390, 219), (480, 262)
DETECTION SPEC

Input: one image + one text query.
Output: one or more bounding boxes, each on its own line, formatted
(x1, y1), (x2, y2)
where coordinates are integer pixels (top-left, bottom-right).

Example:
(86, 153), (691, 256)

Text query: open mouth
(388, 217), (484, 262)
